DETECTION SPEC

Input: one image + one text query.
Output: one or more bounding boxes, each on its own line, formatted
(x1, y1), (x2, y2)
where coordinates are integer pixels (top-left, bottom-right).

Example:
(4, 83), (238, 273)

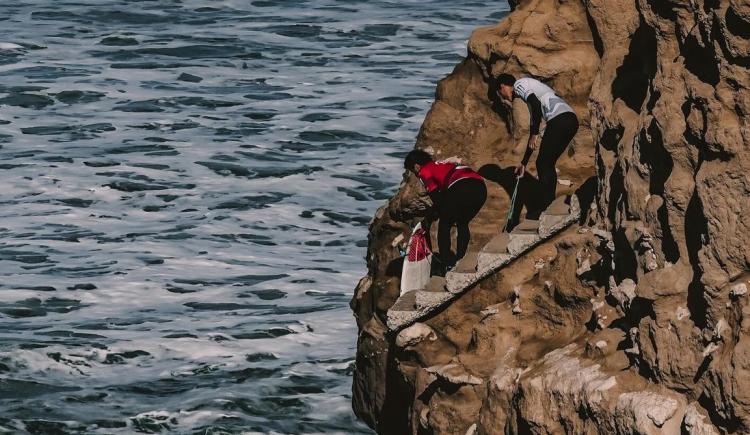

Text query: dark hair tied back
(496, 73), (516, 87)
(404, 149), (433, 170)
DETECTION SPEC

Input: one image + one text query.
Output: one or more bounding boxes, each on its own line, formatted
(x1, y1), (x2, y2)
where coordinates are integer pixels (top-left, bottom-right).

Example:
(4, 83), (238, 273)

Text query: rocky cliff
(351, 0), (750, 433)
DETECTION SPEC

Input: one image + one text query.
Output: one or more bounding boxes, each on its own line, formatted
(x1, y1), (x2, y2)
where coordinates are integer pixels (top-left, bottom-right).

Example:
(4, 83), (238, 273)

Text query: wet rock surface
(352, 0), (749, 433)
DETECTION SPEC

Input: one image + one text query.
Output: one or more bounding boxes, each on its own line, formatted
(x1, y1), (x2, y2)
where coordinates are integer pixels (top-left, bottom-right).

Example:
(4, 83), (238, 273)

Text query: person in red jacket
(404, 149), (487, 269)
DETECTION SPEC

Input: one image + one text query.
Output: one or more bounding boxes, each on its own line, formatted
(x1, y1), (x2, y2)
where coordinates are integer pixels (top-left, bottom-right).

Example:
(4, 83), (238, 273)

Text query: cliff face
(351, 0), (750, 434)
(587, 0), (750, 430)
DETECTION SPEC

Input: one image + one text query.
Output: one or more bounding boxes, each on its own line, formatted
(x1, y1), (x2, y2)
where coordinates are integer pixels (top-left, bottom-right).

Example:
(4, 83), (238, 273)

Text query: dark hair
(404, 149), (432, 170)
(496, 73), (516, 87)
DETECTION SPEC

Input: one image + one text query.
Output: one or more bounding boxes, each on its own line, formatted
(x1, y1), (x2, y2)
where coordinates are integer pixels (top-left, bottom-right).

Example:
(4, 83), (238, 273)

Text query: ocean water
(0, 1), (508, 433)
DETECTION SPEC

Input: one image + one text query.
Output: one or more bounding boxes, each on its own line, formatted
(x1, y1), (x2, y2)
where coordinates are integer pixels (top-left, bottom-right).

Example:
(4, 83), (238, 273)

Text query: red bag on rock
(400, 222), (432, 295)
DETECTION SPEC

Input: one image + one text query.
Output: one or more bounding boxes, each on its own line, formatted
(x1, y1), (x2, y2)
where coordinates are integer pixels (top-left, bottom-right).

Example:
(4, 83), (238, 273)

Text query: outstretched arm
(526, 94), (543, 136)
(522, 93), (543, 165)
(516, 93), (542, 176)
(424, 189), (442, 223)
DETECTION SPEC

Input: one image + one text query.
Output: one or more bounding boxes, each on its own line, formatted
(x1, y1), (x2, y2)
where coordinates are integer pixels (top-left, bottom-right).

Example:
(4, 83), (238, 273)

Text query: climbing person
(404, 149), (487, 270)
(495, 73), (579, 219)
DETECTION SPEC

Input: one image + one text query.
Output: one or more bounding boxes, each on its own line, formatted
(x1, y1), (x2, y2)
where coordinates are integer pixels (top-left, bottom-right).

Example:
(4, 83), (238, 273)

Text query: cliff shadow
(575, 176), (598, 224)
(611, 16), (657, 112)
(478, 164), (542, 231)
(378, 341), (414, 435)
(386, 257), (405, 277)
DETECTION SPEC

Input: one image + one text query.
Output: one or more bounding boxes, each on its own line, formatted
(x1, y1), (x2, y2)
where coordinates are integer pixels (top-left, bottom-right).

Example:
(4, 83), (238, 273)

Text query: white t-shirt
(513, 77), (574, 121)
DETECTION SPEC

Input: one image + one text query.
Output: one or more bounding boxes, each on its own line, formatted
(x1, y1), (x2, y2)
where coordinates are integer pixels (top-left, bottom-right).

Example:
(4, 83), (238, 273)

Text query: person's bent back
(496, 74), (579, 219)
(404, 149), (487, 270)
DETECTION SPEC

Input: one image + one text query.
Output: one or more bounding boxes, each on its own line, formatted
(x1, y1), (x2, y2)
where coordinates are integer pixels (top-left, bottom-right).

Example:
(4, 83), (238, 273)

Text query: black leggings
(438, 178), (487, 265)
(531, 112), (579, 219)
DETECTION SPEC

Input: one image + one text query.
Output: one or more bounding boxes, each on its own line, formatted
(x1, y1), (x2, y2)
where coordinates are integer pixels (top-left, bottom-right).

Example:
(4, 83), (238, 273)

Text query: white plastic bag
(400, 222), (432, 295)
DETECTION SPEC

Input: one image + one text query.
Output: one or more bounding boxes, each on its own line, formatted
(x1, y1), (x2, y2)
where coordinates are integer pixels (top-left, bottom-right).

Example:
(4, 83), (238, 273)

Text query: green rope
(503, 178), (520, 233)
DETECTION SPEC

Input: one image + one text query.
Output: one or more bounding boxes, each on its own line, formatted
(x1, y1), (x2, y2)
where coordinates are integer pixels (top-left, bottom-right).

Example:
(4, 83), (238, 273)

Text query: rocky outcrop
(352, 0), (750, 433)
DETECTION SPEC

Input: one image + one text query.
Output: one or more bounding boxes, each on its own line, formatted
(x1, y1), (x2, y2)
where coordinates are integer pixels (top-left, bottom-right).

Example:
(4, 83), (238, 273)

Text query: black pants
(438, 178), (487, 266)
(530, 112), (579, 219)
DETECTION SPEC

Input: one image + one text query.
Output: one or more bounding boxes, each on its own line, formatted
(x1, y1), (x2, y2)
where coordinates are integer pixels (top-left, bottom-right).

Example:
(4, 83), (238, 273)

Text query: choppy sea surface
(0, 1), (508, 433)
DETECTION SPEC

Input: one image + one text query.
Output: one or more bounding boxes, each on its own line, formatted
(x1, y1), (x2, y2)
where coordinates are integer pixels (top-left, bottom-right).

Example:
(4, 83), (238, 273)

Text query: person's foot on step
(431, 252), (454, 277)
(431, 260), (447, 277)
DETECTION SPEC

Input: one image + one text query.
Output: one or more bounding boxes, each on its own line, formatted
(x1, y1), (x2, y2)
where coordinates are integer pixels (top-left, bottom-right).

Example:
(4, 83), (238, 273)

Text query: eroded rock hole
(714, 14), (750, 68)
(638, 119), (673, 196)
(648, 0), (678, 20)
(378, 344), (415, 435)
(726, 6), (750, 40)
(697, 392), (742, 433)
(613, 229), (639, 283)
(681, 30), (720, 86)
(514, 409), (534, 434)
(703, 0), (720, 13)
(682, 99), (732, 162)
(646, 88), (661, 112)
(575, 176), (598, 224)
(685, 189), (709, 329)
(657, 203), (681, 263)
(611, 19), (657, 112)
(607, 164), (627, 224)
(599, 125), (624, 152)
(585, 8), (604, 58)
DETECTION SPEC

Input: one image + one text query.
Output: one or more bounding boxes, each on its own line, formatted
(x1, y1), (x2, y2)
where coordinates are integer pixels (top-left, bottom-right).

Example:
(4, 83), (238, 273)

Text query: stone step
(511, 219), (540, 234)
(387, 309), (422, 330)
(540, 213), (571, 239)
(387, 194), (581, 331)
(539, 195), (579, 238)
(477, 251), (513, 272)
(391, 290), (417, 311)
(388, 290), (420, 330)
(454, 252), (479, 273)
(507, 232), (540, 256)
(446, 270), (478, 294)
(544, 195), (571, 216)
(477, 232), (512, 272)
(415, 290), (451, 310)
(387, 289), (452, 330)
(482, 233), (510, 254)
(424, 276), (447, 292)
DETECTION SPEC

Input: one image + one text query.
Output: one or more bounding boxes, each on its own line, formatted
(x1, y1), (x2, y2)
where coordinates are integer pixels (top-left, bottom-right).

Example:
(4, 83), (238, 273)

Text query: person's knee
(438, 217), (452, 229)
(536, 155), (553, 170)
(537, 169), (555, 184)
(439, 220), (454, 236)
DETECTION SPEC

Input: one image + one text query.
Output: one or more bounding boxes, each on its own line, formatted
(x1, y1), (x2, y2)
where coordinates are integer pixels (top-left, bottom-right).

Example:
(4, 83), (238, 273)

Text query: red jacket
(417, 161), (483, 193)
